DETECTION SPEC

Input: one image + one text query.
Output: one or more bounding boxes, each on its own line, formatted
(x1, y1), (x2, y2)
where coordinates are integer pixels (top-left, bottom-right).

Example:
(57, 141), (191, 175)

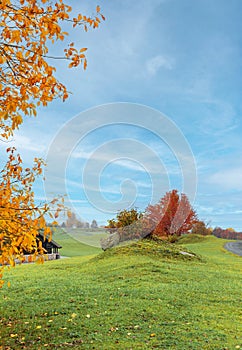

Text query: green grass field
(0, 235), (241, 349)
(51, 228), (103, 257)
(59, 228), (107, 248)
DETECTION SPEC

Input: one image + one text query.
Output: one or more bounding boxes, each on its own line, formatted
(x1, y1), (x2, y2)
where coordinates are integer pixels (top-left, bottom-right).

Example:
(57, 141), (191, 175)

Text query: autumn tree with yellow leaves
(0, 148), (53, 267)
(0, 0), (105, 286)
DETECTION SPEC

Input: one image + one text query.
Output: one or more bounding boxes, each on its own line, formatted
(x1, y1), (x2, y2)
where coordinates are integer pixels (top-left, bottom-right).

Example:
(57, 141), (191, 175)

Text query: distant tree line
(59, 212), (98, 230)
(212, 227), (242, 240)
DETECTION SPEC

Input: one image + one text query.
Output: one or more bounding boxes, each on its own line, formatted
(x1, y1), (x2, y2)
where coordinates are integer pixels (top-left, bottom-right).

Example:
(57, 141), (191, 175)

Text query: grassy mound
(177, 233), (214, 244)
(95, 238), (202, 262)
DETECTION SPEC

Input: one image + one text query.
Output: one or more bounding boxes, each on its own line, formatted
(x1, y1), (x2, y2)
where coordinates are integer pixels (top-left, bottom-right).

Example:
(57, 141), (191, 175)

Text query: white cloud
(15, 135), (46, 153)
(195, 205), (215, 214)
(197, 100), (238, 137)
(69, 138), (169, 176)
(146, 55), (174, 76)
(71, 150), (92, 159)
(0, 134), (46, 154)
(209, 167), (242, 191)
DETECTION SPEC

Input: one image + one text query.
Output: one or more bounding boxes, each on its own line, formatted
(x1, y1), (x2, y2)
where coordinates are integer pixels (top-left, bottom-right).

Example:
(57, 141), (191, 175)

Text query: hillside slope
(0, 236), (241, 349)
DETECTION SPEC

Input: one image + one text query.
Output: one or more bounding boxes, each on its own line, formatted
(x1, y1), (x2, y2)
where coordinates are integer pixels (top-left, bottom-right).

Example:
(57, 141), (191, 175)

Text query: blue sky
(3, 0), (242, 229)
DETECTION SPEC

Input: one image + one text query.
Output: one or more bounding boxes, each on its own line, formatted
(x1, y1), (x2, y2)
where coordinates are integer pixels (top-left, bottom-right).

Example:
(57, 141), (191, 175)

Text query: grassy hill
(57, 228), (107, 249)
(0, 235), (241, 349)
(51, 228), (103, 257)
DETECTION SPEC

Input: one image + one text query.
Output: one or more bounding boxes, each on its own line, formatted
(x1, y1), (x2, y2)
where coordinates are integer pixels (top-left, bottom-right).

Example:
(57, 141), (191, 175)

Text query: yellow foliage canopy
(0, 0), (105, 137)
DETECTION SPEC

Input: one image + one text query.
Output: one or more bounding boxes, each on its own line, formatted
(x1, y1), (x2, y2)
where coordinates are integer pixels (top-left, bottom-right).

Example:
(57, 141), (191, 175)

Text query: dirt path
(224, 241), (242, 256)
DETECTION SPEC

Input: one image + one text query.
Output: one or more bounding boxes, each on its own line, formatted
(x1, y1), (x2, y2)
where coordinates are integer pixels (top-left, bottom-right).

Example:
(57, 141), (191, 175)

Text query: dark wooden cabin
(23, 231), (62, 260)
(38, 232), (62, 259)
